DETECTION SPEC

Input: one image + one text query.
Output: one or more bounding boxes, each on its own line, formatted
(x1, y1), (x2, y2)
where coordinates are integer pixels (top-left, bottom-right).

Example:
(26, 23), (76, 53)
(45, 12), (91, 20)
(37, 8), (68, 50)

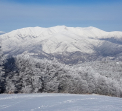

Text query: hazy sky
(0, 0), (122, 32)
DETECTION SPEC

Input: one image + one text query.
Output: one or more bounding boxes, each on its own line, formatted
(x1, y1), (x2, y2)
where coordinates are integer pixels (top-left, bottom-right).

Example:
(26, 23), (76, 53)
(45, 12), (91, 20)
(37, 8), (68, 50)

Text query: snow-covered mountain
(1, 26), (122, 63)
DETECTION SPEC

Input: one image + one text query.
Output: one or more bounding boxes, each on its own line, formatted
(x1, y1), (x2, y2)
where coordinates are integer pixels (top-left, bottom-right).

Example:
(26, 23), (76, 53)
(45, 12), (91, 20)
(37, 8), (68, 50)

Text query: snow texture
(1, 26), (122, 55)
(0, 93), (122, 111)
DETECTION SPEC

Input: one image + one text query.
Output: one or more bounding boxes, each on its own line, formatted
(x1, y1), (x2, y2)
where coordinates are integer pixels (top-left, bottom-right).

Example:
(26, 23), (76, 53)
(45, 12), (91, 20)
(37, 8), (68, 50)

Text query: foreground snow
(0, 93), (122, 111)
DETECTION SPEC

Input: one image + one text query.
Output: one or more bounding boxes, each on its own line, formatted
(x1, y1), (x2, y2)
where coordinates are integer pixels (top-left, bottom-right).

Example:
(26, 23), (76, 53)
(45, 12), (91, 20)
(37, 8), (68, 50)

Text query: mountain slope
(1, 26), (122, 63)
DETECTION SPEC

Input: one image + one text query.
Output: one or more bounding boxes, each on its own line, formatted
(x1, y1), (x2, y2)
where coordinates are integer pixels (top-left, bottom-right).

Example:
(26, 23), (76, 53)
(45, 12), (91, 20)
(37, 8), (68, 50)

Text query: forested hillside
(0, 54), (122, 97)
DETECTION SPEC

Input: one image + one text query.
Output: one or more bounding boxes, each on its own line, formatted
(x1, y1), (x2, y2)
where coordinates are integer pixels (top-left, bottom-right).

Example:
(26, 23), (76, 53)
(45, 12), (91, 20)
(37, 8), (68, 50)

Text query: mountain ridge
(1, 26), (122, 64)
(2, 26), (122, 39)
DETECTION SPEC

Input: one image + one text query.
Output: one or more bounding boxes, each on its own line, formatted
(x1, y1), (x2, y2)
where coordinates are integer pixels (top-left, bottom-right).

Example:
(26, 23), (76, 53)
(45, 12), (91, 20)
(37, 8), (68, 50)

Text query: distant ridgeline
(0, 54), (122, 97)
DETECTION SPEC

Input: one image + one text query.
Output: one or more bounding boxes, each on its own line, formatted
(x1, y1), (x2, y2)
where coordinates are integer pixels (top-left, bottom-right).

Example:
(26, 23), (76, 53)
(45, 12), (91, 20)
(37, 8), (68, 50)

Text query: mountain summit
(1, 26), (122, 63)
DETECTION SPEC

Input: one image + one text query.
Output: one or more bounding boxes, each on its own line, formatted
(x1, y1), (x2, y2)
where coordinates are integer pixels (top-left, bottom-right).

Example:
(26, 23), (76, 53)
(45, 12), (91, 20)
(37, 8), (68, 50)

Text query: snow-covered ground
(0, 93), (122, 111)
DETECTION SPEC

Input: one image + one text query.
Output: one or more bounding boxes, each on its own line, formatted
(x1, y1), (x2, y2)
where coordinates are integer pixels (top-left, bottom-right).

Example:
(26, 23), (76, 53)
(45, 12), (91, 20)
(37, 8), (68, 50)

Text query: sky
(0, 0), (122, 32)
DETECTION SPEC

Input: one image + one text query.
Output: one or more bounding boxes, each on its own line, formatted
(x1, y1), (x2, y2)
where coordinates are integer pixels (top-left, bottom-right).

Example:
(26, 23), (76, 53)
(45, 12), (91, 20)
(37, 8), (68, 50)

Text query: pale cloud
(0, 31), (5, 35)
(0, 31), (5, 33)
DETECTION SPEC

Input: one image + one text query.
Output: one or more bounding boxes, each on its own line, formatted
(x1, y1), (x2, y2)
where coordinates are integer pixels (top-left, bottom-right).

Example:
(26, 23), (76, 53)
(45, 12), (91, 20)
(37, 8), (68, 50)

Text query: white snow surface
(0, 93), (122, 111)
(1, 26), (122, 54)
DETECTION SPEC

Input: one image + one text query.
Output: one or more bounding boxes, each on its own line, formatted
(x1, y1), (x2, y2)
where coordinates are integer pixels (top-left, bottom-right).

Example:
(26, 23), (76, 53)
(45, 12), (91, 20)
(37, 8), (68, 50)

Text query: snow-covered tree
(0, 45), (2, 74)
(0, 43), (5, 93)
(1, 53), (122, 97)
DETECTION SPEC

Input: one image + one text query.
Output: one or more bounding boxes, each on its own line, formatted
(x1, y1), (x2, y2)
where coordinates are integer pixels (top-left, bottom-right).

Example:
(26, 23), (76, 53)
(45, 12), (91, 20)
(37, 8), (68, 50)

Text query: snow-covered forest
(0, 54), (122, 97)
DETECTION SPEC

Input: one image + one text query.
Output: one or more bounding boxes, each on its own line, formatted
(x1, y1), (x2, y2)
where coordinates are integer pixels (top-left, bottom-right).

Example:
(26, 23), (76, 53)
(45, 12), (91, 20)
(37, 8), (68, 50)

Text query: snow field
(0, 93), (122, 111)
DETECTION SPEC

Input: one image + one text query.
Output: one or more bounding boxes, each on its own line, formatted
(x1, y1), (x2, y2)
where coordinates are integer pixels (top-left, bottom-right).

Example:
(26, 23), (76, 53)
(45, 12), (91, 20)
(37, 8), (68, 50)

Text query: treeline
(0, 54), (122, 97)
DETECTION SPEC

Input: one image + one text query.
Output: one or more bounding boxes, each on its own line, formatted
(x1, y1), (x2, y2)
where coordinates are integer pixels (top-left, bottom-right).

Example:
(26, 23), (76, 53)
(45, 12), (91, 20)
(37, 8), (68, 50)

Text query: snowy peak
(3, 27), (46, 38)
(1, 26), (122, 63)
(2, 26), (122, 39)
